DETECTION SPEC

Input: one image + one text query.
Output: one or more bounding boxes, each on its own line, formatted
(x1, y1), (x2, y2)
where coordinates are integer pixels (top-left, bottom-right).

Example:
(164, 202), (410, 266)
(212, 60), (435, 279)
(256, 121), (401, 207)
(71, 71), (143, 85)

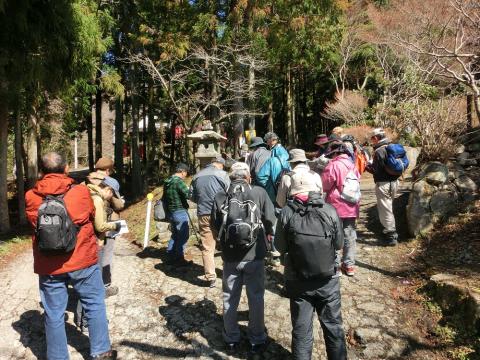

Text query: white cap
(371, 128), (385, 137)
(230, 162), (250, 174)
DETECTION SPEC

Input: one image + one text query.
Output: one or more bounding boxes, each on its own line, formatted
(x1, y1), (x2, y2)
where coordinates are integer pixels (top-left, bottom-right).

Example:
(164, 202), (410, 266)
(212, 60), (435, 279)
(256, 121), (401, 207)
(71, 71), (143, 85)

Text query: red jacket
(25, 173), (98, 275)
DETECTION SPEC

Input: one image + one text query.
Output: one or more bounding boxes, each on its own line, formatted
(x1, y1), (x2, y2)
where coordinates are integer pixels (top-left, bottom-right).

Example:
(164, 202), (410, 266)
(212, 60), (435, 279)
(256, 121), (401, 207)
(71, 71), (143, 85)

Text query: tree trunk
(95, 85), (102, 161)
(0, 101), (11, 233)
(86, 96), (94, 171)
(131, 94), (142, 198)
(286, 65), (294, 146)
(267, 101), (274, 132)
(147, 85), (156, 179)
(248, 64), (255, 131)
(14, 111), (26, 226)
(114, 97), (124, 187)
(170, 117), (176, 172)
(141, 93), (147, 167)
(473, 93), (480, 128)
(26, 114), (39, 189)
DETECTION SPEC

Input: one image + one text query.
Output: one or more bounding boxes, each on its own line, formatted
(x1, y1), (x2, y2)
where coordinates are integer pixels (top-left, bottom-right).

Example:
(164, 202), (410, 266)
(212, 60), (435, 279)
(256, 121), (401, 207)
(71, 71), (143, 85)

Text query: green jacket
(164, 175), (189, 213)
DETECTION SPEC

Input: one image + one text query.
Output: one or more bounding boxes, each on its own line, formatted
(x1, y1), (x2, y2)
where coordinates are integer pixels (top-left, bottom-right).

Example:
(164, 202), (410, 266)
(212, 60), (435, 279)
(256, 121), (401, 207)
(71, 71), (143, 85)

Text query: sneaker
(268, 257), (281, 267)
(105, 285), (119, 298)
(270, 249), (281, 257)
(341, 264), (355, 276)
(92, 349), (117, 359)
(382, 232), (398, 246)
(332, 268), (342, 278)
(208, 279), (216, 288)
(225, 342), (239, 354)
(249, 342), (266, 356)
(383, 238), (398, 246)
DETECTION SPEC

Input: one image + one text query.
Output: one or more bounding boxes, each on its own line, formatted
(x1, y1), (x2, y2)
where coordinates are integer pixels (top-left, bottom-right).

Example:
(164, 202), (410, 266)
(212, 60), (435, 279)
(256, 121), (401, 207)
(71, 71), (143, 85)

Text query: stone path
(0, 174), (421, 359)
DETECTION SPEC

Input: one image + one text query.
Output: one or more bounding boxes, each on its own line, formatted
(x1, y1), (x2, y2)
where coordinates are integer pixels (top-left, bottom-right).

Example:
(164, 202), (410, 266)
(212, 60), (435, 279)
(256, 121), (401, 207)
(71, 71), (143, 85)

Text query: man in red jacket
(25, 152), (116, 360)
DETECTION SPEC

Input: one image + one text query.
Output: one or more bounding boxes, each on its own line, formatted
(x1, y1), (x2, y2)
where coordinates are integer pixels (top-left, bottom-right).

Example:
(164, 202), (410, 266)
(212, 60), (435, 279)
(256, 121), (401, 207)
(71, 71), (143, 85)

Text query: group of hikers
(24, 126), (408, 360)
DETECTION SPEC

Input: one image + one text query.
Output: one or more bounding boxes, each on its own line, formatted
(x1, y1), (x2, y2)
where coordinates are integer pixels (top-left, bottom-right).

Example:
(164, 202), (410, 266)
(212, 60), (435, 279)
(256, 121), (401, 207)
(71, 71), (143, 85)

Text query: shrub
(322, 90), (368, 126)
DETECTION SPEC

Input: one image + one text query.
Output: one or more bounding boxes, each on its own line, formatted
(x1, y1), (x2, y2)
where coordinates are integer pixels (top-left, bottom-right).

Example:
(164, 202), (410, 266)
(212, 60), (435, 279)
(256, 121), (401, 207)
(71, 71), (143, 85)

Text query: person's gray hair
(229, 168), (250, 181)
(264, 132), (279, 142)
(41, 152), (67, 174)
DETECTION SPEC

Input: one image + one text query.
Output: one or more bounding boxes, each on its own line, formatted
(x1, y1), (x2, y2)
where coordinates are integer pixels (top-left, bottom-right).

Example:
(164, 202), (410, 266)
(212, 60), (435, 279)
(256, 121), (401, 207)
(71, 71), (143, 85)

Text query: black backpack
(218, 184), (263, 250)
(36, 189), (79, 255)
(286, 202), (336, 279)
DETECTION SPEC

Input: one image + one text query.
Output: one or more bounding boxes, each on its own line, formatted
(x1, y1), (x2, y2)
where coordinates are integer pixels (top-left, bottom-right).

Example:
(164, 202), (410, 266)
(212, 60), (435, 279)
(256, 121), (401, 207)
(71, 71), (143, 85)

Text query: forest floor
(0, 173), (477, 359)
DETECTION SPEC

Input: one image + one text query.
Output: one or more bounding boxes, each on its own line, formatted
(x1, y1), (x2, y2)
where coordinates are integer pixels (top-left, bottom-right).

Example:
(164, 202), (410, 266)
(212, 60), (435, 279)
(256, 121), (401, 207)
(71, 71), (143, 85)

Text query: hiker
(240, 143), (250, 162)
(314, 134), (330, 157)
(276, 149), (323, 208)
(246, 136), (271, 185)
(367, 128), (406, 246)
(25, 152), (116, 360)
(88, 156), (125, 295)
(75, 177), (123, 332)
(341, 135), (370, 176)
(256, 132), (291, 204)
(275, 191), (347, 360)
(310, 135), (341, 175)
(164, 163), (192, 264)
(190, 155), (230, 288)
(321, 142), (361, 276)
(211, 162), (276, 357)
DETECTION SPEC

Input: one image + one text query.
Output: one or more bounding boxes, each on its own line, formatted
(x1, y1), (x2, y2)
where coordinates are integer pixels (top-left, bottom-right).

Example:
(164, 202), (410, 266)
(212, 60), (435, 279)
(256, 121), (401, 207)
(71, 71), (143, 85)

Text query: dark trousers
(289, 276), (347, 360)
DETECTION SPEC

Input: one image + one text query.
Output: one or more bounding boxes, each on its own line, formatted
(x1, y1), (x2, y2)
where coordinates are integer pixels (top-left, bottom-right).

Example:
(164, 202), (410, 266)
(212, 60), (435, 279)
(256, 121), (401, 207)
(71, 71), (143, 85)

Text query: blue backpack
(385, 144), (409, 176)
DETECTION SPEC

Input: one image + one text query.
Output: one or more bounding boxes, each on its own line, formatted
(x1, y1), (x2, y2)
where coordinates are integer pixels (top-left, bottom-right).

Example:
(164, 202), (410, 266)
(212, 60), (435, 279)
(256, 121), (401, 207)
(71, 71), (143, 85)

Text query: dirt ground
(0, 173), (476, 359)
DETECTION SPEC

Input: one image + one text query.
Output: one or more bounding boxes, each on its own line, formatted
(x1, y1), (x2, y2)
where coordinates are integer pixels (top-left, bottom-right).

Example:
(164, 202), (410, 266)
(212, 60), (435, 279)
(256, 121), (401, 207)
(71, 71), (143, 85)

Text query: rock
(457, 152), (473, 166)
(467, 142), (480, 152)
(354, 327), (382, 345)
(429, 188), (458, 216)
(404, 146), (420, 174)
(418, 162), (449, 185)
(407, 180), (436, 236)
(457, 151), (470, 162)
(446, 161), (465, 180)
(429, 273), (480, 334)
(454, 175), (478, 202)
(462, 159), (478, 166)
(456, 145), (466, 154)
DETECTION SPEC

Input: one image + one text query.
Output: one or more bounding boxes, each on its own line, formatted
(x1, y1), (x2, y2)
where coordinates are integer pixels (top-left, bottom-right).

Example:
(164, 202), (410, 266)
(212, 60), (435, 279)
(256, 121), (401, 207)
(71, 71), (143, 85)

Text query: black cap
(175, 163), (189, 174)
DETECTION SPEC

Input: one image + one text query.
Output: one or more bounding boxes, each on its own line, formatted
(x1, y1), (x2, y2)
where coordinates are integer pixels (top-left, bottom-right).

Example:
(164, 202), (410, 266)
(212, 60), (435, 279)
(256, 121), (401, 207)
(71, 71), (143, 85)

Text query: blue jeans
(39, 264), (111, 359)
(167, 210), (189, 260)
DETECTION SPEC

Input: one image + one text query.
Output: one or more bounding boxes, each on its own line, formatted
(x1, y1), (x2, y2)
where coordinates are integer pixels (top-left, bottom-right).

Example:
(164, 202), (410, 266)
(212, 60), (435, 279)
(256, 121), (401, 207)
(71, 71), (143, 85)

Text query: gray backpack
(36, 190), (79, 255)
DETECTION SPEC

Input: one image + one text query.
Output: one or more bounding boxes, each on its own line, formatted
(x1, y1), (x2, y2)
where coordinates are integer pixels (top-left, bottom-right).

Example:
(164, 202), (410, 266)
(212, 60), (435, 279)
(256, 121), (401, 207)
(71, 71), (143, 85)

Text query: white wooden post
(143, 193), (154, 249)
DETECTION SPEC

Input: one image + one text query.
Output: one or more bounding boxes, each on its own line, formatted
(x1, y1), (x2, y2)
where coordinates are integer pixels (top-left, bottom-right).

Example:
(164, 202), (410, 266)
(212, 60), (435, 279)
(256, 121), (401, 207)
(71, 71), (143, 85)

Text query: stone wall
(407, 136), (479, 236)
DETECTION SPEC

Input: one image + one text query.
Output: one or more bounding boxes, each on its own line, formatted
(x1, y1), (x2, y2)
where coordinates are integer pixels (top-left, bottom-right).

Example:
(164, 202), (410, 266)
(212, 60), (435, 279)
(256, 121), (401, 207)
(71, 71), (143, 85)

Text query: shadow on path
(355, 260), (409, 279)
(119, 340), (193, 358)
(12, 309), (90, 360)
(155, 295), (291, 359)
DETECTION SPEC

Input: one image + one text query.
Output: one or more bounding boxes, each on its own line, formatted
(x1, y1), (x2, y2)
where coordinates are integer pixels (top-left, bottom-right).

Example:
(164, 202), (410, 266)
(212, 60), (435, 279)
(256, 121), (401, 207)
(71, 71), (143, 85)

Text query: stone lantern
(187, 122), (227, 169)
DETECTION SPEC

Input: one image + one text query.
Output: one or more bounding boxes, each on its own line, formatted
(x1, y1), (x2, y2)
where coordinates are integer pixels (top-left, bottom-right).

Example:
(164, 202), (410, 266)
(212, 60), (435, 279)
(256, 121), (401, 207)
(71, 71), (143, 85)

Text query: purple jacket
(321, 154), (360, 219)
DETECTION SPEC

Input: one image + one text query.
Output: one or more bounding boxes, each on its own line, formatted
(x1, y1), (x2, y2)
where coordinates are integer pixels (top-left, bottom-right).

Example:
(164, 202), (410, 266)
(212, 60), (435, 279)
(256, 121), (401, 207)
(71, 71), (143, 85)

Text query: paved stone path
(0, 174), (420, 359)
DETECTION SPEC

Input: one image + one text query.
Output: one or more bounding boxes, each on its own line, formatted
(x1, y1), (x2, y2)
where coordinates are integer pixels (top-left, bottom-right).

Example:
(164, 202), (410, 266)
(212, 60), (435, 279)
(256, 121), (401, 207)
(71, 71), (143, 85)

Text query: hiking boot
(249, 342), (266, 357)
(270, 249), (281, 257)
(225, 342), (239, 355)
(382, 231), (398, 246)
(341, 264), (355, 276)
(92, 349), (117, 359)
(105, 285), (119, 298)
(267, 255), (281, 267)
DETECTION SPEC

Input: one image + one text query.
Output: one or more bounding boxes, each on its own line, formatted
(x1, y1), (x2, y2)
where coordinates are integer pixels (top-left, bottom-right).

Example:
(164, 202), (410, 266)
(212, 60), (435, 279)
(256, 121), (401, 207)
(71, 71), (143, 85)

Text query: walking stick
(187, 210), (202, 248)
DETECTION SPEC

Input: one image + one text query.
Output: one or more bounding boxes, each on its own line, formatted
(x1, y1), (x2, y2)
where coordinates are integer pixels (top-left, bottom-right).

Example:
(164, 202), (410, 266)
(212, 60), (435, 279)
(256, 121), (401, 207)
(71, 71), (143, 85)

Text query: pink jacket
(321, 154), (360, 219)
